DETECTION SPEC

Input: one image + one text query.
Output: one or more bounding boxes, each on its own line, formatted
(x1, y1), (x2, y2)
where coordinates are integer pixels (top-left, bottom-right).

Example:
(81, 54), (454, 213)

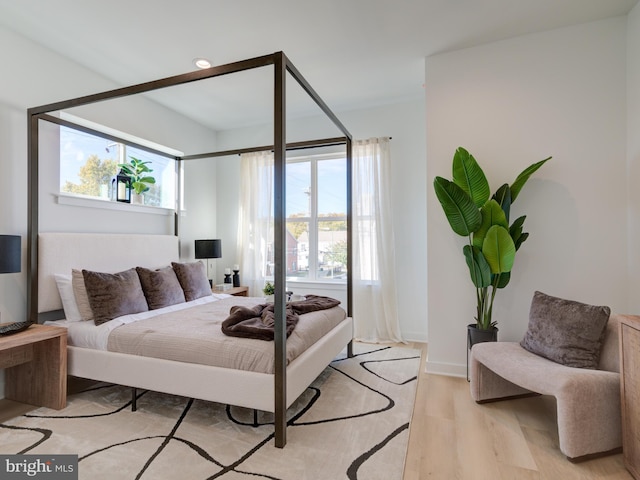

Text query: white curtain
(236, 150), (273, 296)
(353, 137), (403, 343)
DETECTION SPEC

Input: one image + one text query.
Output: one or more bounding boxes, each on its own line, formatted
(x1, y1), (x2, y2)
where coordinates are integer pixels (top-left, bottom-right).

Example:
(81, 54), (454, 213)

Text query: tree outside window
(59, 125), (176, 209)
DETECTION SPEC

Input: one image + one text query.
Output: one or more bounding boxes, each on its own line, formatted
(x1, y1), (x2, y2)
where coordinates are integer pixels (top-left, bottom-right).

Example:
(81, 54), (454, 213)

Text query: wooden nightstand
(0, 324), (67, 409)
(213, 286), (249, 296)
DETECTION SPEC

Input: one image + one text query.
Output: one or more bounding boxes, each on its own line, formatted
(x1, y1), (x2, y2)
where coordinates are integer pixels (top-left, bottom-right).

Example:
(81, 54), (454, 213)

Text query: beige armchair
(470, 314), (622, 461)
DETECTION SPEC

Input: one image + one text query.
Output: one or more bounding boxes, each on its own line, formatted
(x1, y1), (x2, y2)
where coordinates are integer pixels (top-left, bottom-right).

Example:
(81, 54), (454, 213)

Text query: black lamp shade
(195, 239), (222, 259)
(0, 235), (21, 273)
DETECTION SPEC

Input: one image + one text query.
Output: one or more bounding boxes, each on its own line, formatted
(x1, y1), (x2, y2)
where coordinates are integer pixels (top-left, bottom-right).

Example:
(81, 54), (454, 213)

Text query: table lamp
(0, 235), (29, 334)
(194, 239), (222, 286)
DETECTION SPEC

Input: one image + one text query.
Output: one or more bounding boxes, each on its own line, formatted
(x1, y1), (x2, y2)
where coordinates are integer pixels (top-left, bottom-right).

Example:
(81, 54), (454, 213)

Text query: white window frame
(57, 112), (183, 212)
(285, 152), (347, 283)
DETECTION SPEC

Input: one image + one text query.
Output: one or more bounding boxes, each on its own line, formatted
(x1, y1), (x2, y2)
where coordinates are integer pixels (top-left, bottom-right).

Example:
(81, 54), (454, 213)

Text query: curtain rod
(180, 136), (348, 161)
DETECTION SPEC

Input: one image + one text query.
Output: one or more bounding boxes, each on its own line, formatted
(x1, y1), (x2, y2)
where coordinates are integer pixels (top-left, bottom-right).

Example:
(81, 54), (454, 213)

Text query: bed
(26, 52), (354, 447)
(37, 232), (353, 424)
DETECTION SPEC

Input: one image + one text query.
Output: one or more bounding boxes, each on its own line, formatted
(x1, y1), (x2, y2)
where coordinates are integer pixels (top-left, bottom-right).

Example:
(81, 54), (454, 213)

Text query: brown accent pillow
(82, 268), (149, 325)
(520, 291), (610, 369)
(72, 269), (94, 322)
(171, 261), (212, 302)
(136, 266), (186, 310)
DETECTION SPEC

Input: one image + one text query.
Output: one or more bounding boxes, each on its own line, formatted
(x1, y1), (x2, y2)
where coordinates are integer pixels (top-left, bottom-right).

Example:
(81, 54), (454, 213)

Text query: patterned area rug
(0, 344), (420, 480)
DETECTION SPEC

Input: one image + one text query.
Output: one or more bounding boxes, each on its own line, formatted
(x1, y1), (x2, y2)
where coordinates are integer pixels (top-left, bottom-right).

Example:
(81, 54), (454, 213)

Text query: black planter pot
(466, 324), (498, 381)
(467, 324), (498, 349)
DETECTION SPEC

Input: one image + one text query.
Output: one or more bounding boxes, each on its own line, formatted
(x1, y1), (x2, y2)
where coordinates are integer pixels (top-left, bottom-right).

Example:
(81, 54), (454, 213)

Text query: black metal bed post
(27, 111), (39, 324)
(175, 157), (181, 238)
(273, 52), (288, 448)
(346, 136), (354, 358)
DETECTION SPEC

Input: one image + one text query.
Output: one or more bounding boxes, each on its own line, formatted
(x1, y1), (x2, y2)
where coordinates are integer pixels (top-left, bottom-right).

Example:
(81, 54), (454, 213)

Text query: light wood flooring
(0, 343), (633, 479)
(403, 342), (632, 480)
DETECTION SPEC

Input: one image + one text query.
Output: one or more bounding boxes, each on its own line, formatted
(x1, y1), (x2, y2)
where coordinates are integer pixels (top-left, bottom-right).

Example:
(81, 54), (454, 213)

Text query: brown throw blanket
(221, 295), (341, 341)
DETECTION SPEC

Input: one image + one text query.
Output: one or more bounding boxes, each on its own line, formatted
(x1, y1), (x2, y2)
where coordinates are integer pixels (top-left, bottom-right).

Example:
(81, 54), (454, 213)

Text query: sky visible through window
(287, 157), (346, 216)
(60, 126), (176, 208)
(60, 127), (115, 186)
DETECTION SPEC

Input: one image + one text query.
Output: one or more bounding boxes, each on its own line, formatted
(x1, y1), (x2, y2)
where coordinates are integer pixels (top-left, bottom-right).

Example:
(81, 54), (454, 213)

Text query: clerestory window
(59, 120), (177, 209)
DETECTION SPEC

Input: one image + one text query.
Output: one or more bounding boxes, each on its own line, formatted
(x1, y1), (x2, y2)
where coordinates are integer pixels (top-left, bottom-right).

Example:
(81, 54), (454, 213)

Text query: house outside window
(281, 154), (347, 282)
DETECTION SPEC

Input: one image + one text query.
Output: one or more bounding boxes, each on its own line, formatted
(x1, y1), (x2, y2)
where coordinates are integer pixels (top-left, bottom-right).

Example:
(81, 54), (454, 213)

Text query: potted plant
(433, 147), (550, 345)
(117, 156), (155, 204)
(263, 281), (275, 302)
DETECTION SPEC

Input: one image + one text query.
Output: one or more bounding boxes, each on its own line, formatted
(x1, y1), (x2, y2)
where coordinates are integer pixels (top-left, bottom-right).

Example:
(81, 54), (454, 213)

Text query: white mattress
(46, 294), (230, 350)
(47, 294), (348, 374)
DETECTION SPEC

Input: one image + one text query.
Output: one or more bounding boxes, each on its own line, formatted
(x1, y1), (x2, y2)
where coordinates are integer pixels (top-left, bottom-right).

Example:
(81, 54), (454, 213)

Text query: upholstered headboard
(38, 233), (180, 314)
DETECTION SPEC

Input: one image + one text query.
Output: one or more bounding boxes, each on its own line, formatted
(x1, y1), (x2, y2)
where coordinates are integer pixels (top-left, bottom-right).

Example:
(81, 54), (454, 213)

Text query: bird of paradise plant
(433, 147), (550, 330)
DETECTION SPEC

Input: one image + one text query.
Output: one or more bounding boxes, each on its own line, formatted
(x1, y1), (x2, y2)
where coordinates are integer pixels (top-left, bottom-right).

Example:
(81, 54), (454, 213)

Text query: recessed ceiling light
(193, 58), (212, 69)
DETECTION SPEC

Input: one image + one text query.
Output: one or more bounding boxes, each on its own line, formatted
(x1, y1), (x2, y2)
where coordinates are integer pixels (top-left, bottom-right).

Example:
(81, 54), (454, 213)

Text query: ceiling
(0, 0), (637, 131)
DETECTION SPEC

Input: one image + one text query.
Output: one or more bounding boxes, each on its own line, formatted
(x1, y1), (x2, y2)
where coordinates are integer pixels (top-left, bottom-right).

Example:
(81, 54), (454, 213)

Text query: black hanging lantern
(115, 168), (132, 203)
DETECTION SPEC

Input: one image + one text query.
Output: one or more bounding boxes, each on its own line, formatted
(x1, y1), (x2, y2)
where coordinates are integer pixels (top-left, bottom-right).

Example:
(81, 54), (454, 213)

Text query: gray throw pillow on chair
(520, 291), (610, 369)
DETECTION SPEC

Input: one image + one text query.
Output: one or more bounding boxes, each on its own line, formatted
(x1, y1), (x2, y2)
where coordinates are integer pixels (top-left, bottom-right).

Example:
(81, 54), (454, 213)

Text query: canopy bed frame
(26, 51), (353, 447)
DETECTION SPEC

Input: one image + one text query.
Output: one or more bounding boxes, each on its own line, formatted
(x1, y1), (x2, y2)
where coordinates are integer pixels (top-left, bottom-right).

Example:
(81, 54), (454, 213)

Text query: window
(59, 125), (176, 209)
(284, 155), (347, 282)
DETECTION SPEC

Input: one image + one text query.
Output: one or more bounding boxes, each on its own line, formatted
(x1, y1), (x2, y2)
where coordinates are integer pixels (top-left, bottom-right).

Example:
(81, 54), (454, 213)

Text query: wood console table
(620, 315), (640, 479)
(1, 324), (67, 409)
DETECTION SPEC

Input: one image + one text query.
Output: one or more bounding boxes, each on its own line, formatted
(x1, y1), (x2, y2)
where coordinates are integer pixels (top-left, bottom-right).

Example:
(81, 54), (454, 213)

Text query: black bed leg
(347, 339), (354, 358)
(131, 387), (137, 412)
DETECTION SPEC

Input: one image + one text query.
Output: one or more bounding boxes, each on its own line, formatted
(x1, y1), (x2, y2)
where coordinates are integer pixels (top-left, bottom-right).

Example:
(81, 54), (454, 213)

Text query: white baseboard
(425, 359), (467, 378)
(401, 331), (428, 343)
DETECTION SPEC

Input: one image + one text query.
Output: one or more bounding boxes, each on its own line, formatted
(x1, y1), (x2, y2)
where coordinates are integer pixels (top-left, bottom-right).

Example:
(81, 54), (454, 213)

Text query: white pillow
(54, 273), (83, 322)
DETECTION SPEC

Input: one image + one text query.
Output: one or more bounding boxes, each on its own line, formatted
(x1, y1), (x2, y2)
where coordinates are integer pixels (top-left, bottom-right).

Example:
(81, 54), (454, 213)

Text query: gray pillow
(82, 268), (149, 326)
(520, 291), (610, 369)
(72, 269), (94, 322)
(171, 261), (212, 302)
(136, 266), (186, 310)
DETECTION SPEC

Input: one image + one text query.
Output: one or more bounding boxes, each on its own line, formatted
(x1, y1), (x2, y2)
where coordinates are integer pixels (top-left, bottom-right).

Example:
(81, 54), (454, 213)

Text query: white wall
(425, 18), (629, 376)
(627, 3), (640, 311)
(215, 98), (428, 341)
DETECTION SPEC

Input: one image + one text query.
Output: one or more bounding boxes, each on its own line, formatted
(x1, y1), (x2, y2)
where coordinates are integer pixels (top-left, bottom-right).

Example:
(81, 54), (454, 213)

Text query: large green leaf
(463, 245), (492, 288)
(473, 200), (509, 249)
(510, 156), (551, 203)
(434, 176), (482, 236)
(452, 147), (490, 208)
(482, 225), (516, 274)
(492, 183), (511, 222)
